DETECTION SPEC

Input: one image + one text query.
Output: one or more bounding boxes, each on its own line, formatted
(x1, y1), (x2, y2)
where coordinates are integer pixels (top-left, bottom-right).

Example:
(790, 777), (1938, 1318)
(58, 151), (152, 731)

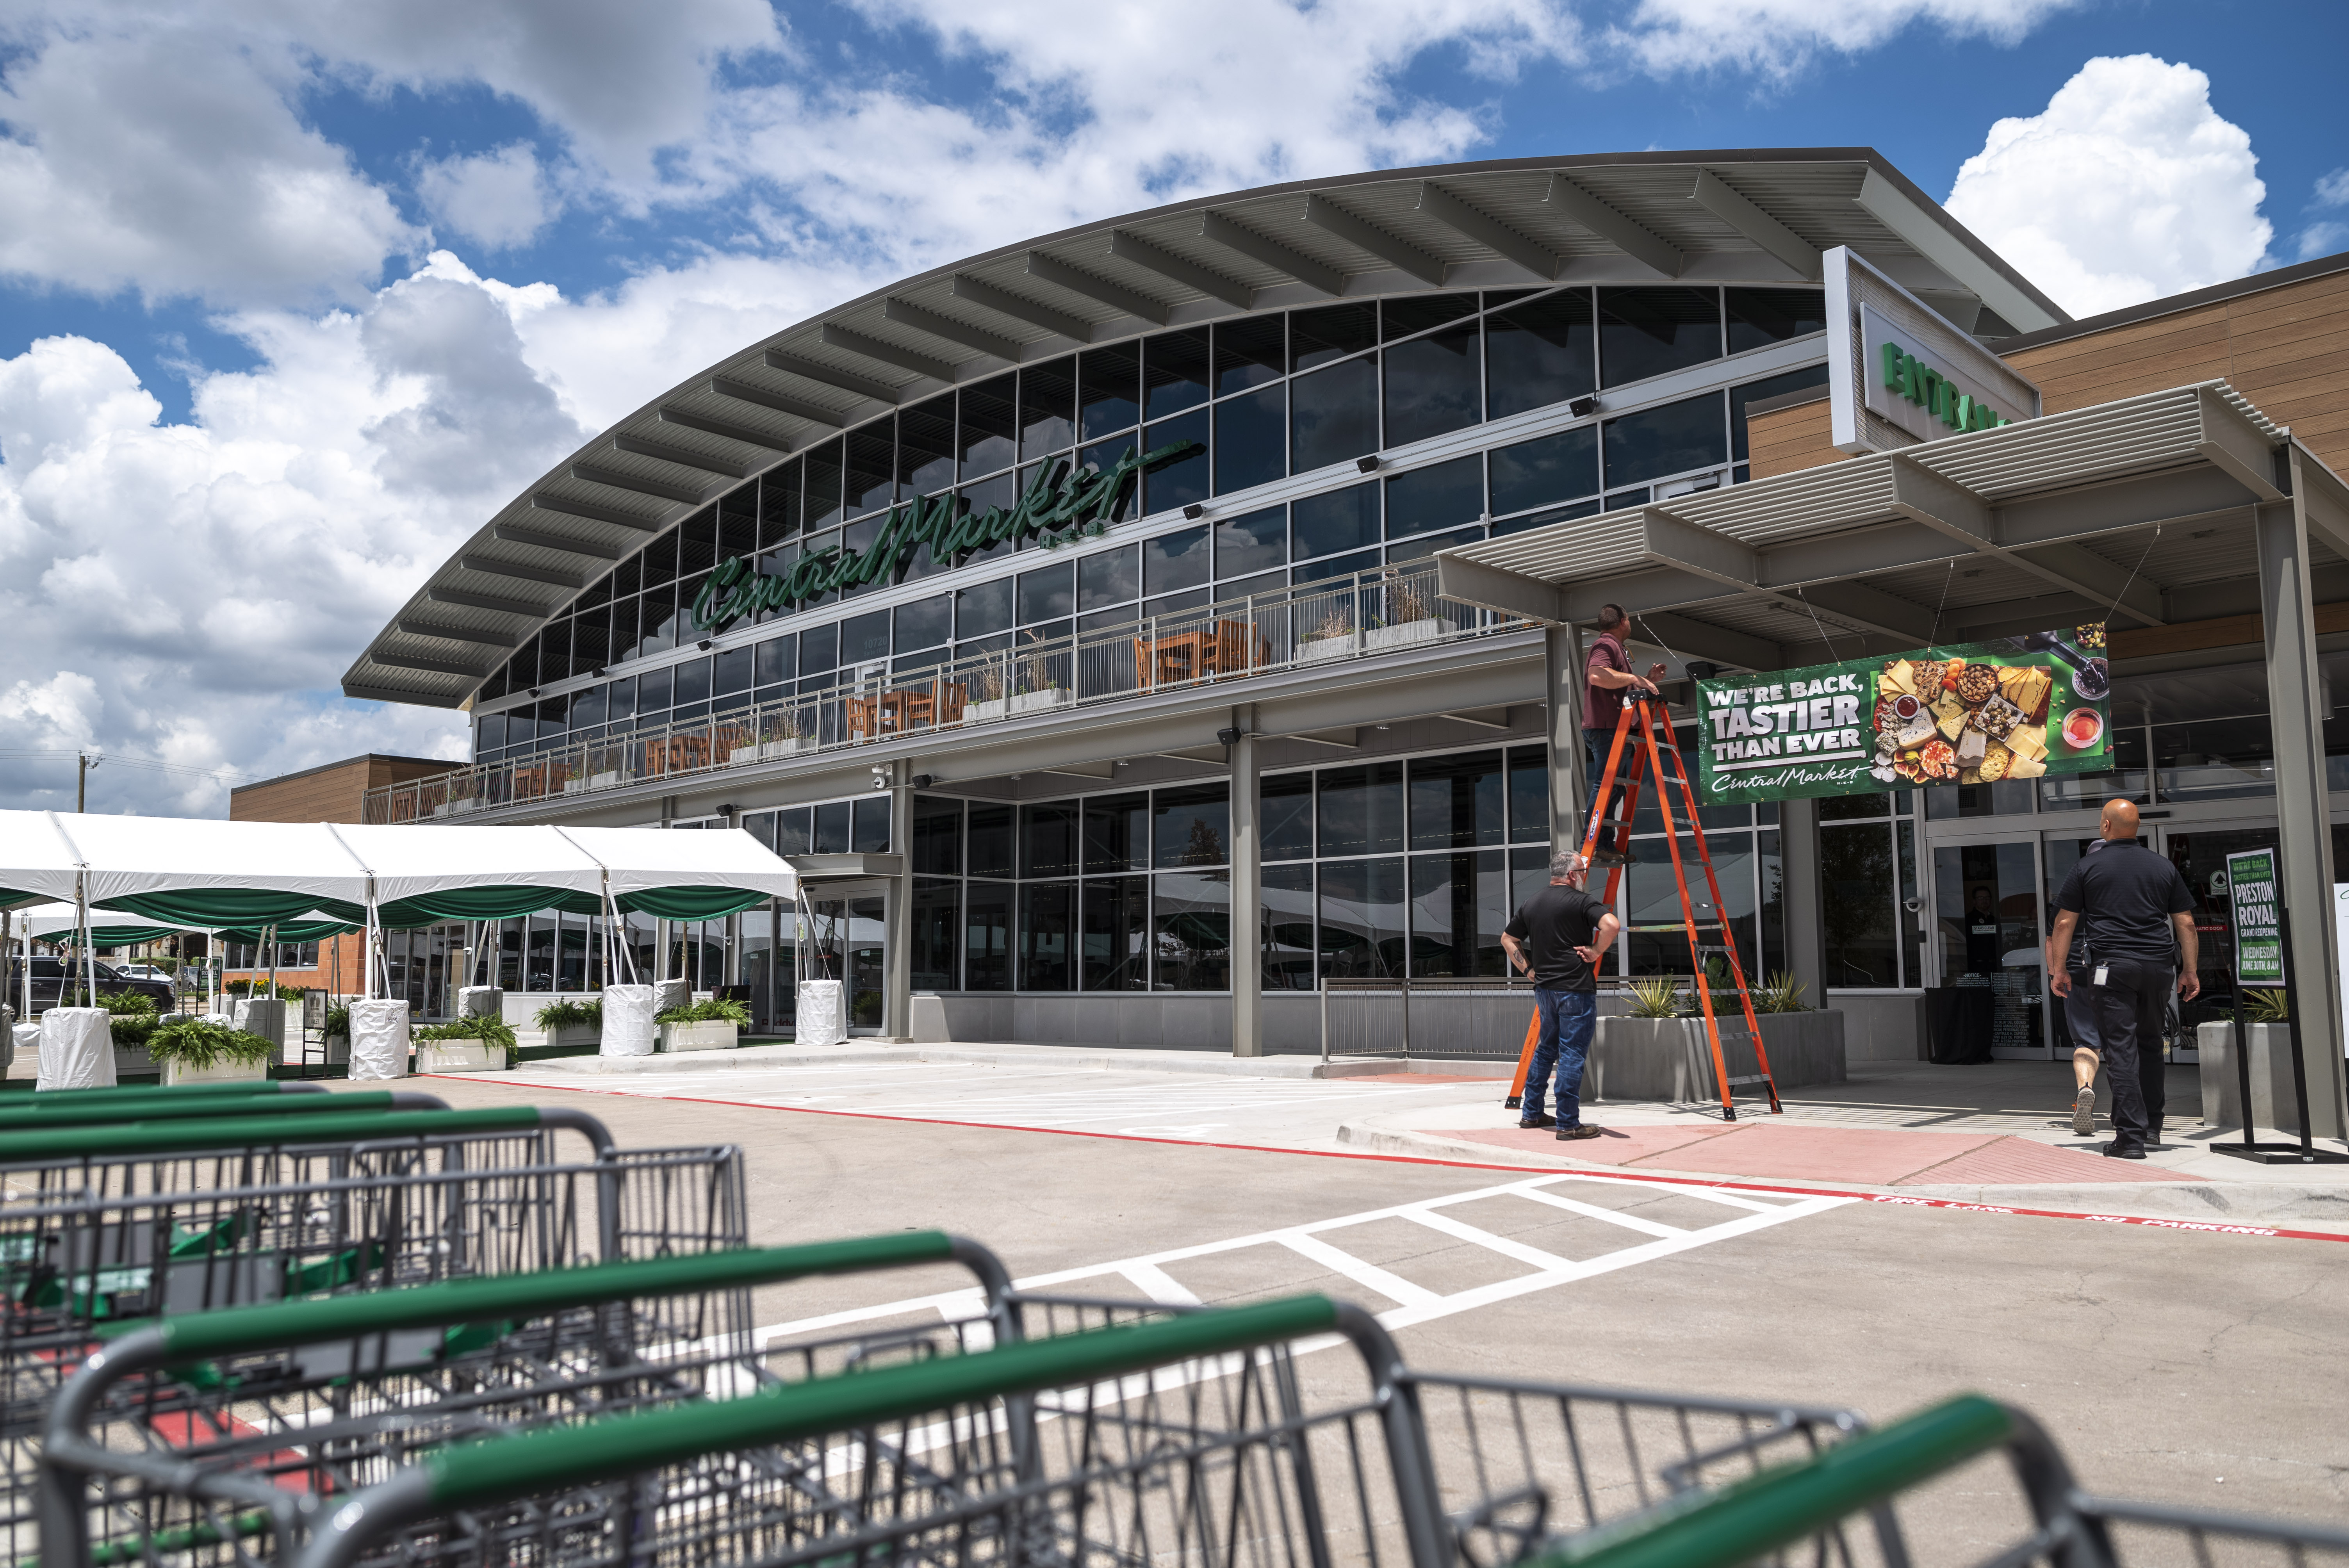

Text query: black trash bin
(1926, 986), (1995, 1065)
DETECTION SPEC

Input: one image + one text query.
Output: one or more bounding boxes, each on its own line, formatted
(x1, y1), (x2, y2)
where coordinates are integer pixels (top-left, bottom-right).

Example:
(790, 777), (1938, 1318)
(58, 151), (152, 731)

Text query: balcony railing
(365, 562), (1528, 824)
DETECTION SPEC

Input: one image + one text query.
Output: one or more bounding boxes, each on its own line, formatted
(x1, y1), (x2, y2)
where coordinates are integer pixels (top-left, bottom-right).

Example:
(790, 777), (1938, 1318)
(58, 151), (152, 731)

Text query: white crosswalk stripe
(755, 1171), (1850, 1347)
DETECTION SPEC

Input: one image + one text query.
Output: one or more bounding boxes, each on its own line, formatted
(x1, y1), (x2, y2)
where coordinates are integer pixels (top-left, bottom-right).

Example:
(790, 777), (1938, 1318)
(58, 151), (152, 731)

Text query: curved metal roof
(345, 146), (2067, 710)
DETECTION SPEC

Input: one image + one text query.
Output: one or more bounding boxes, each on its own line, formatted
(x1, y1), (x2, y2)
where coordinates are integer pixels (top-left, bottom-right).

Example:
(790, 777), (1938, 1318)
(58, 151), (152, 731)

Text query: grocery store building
(339, 148), (2349, 1125)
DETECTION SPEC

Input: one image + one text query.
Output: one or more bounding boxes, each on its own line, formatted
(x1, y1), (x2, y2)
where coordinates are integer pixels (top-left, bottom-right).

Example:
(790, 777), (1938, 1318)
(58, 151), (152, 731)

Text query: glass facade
(471, 285), (1826, 763)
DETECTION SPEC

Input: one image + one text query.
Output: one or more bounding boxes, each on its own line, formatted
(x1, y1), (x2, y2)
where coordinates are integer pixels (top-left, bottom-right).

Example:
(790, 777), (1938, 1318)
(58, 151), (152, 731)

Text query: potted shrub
(1298, 607), (1358, 663)
(658, 996), (750, 1053)
(531, 997), (603, 1052)
(98, 989), (162, 1076)
(148, 1017), (276, 1086)
(414, 1014), (519, 1073)
(1365, 575), (1442, 652)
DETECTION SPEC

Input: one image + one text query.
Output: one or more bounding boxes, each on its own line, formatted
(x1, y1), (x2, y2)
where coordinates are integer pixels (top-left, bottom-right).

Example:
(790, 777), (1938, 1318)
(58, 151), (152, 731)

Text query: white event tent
(0, 811), (798, 1000)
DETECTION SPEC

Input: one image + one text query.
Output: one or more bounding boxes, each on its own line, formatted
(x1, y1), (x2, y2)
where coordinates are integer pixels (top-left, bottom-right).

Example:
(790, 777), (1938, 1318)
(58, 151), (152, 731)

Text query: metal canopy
(1434, 382), (2318, 672)
(346, 148), (2069, 710)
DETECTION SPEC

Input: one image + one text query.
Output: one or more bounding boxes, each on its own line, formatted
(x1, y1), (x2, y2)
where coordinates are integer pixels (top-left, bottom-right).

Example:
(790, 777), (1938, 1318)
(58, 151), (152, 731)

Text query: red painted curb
(427, 1074), (2349, 1245)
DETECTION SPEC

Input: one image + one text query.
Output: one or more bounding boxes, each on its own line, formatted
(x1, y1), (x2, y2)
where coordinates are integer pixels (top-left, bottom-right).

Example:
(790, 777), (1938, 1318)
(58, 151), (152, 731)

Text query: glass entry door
(1933, 837), (2048, 1058)
(806, 882), (887, 1033)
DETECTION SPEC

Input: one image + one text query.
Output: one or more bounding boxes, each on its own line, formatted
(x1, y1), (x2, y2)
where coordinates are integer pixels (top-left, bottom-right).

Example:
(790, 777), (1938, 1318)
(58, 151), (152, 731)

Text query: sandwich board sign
(2226, 848), (2284, 988)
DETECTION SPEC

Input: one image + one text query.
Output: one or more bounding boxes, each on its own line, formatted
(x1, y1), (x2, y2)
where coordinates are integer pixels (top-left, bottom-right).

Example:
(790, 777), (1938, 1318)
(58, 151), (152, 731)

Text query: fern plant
(658, 997), (751, 1028)
(417, 1014), (519, 1063)
(109, 1012), (162, 1049)
(534, 998), (604, 1032)
(1625, 975), (1685, 1019)
(147, 1019), (275, 1070)
(323, 1003), (351, 1039)
(97, 989), (157, 1017)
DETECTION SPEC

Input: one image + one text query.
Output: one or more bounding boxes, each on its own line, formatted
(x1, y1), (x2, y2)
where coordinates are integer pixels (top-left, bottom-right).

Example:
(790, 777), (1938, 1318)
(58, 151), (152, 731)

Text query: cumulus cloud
(418, 144), (557, 251)
(0, 258), (588, 814)
(1944, 55), (2272, 317)
(0, 20), (417, 306)
(1605, 0), (2079, 78)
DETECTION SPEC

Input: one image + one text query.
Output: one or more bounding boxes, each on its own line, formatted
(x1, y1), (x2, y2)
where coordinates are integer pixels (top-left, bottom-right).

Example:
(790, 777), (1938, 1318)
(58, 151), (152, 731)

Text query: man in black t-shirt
(1503, 850), (1621, 1140)
(2050, 800), (2199, 1158)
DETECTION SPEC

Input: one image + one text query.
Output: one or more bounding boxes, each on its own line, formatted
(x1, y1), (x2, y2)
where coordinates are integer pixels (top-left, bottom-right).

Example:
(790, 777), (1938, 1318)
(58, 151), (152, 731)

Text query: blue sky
(0, 0), (2337, 814)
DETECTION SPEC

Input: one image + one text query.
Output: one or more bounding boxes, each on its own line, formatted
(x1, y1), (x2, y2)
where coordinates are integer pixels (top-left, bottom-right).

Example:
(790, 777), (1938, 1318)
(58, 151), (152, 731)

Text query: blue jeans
(1583, 727), (1611, 828)
(1524, 988), (1597, 1127)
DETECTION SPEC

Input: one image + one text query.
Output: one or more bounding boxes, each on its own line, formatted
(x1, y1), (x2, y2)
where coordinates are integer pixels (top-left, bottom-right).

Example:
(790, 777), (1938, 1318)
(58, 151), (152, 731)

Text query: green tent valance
(619, 887), (770, 921)
(216, 919), (361, 944)
(100, 884), (772, 932)
(58, 924), (182, 946)
(99, 890), (358, 927)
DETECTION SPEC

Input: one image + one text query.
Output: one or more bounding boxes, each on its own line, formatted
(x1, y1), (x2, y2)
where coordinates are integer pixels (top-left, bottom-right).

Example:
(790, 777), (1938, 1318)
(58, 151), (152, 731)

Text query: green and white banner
(1693, 624), (2113, 805)
(2227, 848), (2284, 988)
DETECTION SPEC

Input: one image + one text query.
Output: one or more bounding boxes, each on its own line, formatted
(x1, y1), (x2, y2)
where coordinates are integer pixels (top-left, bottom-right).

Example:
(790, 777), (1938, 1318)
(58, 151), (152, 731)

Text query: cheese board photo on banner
(1695, 624), (2113, 805)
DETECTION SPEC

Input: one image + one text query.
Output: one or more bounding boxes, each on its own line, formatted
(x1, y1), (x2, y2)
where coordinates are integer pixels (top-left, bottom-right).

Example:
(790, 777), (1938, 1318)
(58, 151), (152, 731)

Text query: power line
(0, 749), (260, 785)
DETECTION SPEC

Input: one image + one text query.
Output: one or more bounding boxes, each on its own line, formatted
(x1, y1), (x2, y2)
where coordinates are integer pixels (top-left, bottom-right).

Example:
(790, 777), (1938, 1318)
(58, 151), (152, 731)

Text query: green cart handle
(289, 1292), (1437, 1568)
(1532, 1395), (2112, 1568)
(37, 1232), (1020, 1568)
(0, 1090), (444, 1131)
(6, 1078), (327, 1105)
(0, 1104), (612, 1166)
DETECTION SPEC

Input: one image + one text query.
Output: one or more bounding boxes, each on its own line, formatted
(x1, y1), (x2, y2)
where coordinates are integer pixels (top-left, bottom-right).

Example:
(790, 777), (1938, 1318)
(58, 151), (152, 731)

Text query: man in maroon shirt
(1583, 604), (1666, 865)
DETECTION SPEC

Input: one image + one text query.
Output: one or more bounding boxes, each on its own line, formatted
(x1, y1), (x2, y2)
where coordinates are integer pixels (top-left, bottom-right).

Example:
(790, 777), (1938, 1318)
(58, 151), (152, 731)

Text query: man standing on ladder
(1503, 850), (1621, 1139)
(1583, 604), (1669, 866)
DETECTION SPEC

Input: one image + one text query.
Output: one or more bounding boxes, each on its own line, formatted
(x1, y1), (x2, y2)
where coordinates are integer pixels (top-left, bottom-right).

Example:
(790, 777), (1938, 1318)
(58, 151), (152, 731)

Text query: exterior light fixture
(1684, 661), (1722, 681)
(697, 639), (714, 652)
(1568, 396), (1598, 417)
(1355, 455), (1381, 474)
(1216, 727), (1242, 746)
(1182, 503), (1205, 520)
(911, 773), (935, 788)
(527, 687), (541, 697)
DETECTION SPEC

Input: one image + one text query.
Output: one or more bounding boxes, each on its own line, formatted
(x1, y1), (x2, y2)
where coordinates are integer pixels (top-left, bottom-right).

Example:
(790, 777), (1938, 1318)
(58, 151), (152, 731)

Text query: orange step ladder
(1504, 696), (1782, 1121)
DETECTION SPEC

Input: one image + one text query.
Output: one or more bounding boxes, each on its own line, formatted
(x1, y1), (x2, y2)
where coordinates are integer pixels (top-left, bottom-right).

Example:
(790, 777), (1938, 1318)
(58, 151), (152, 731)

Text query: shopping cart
(0, 1087), (444, 1132)
(114, 1290), (1850, 1568)
(166, 1288), (2349, 1568)
(3, 1105), (746, 1562)
(1526, 1393), (2349, 1568)
(36, 1230), (1025, 1568)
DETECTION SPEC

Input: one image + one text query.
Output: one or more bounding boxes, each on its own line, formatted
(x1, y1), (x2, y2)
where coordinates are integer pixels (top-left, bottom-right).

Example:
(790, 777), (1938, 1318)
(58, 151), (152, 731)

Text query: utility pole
(77, 752), (100, 811)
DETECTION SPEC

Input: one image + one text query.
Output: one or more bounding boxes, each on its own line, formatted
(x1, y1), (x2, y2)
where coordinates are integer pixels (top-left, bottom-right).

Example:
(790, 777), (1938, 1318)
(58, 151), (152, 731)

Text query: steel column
(1230, 704), (1262, 1058)
(2257, 478), (2348, 1137)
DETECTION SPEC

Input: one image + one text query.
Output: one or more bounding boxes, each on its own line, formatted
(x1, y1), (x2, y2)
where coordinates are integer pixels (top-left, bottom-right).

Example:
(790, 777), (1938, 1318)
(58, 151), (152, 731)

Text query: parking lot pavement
(392, 1067), (2349, 1532)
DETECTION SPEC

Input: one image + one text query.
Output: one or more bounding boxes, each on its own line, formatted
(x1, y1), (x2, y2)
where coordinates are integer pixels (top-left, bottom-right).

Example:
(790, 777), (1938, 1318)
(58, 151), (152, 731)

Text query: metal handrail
(365, 562), (1528, 823)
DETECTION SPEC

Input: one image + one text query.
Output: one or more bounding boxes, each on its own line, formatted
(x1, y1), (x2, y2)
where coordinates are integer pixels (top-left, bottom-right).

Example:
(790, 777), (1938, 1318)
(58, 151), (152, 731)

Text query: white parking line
(754, 1171), (1850, 1348)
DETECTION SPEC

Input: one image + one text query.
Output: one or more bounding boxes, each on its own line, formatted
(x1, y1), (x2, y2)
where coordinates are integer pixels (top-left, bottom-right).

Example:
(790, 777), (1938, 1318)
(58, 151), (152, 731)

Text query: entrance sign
(1693, 623), (2112, 804)
(691, 438), (1200, 634)
(1823, 246), (2042, 456)
(2227, 848), (2284, 987)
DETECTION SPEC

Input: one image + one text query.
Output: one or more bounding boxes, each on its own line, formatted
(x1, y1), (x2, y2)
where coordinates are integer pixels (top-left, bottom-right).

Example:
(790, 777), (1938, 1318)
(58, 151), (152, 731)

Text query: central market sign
(691, 438), (1199, 634)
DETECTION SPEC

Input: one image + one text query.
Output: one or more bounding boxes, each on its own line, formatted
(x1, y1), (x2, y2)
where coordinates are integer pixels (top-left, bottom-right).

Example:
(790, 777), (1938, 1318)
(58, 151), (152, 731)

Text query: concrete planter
(518, 1024), (599, 1053)
(415, 1036), (509, 1074)
(1364, 619), (1441, 653)
(1011, 688), (1074, 716)
(323, 1033), (350, 1065)
(2197, 1019), (2344, 1139)
(730, 739), (814, 763)
(659, 1020), (740, 1053)
(1588, 1010), (1846, 1102)
(1298, 633), (1358, 663)
(160, 1055), (270, 1086)
(429, 798), (480, 818)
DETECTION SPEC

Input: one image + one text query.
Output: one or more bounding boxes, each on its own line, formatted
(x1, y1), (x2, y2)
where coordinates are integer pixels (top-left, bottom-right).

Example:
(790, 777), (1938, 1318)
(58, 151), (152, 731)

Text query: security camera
(1902, 896), (1922, 913)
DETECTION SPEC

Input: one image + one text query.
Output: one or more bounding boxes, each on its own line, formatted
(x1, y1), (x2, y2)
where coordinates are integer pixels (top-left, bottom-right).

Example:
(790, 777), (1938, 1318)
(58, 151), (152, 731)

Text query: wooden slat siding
(2108, 601), (2349, 660)
(231, 758), (371, 824)
(2002, 267), (2349, 472)
(1747, 400), (1848, 479)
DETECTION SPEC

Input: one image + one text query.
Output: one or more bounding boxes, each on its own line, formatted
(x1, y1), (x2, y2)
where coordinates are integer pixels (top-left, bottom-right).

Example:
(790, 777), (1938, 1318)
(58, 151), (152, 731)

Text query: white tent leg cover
(348, 998), (410, 1080)
(601, 983), (655, 1057)
(37, 1007), (114, 1091)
